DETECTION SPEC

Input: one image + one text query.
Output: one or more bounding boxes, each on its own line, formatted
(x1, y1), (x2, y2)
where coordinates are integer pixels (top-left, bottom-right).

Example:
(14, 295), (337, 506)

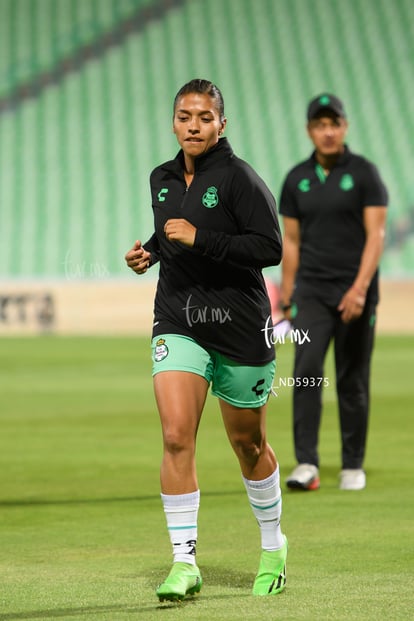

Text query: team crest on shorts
(154, 338), (169, 362)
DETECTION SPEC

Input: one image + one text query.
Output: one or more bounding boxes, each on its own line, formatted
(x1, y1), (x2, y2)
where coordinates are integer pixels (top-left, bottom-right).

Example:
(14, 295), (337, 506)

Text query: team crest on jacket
(154, 338), (169, 362)
(202, 186), (219, 208)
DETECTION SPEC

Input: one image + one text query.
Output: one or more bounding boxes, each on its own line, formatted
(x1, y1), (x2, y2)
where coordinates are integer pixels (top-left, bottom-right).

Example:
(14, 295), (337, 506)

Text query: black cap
(307, 93), (346, 121)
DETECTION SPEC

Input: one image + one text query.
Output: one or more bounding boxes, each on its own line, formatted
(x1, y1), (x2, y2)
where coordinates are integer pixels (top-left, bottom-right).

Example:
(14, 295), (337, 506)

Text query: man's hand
(164, 219), (196, 247)
(337, 286), (366, 323)
(125, 240), (151, 274)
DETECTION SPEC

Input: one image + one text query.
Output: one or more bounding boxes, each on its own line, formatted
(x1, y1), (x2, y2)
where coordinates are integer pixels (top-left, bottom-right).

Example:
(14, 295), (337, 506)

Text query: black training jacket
(143, 138), (282, 364)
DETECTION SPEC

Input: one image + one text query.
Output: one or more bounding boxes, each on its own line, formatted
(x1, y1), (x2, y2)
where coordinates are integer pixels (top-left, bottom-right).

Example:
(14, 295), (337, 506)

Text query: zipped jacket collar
(161, 137), (234, 175)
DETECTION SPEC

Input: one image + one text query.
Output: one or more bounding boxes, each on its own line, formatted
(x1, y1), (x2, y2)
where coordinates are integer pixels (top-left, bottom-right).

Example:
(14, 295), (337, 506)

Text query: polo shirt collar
(310, 144), (352, 168)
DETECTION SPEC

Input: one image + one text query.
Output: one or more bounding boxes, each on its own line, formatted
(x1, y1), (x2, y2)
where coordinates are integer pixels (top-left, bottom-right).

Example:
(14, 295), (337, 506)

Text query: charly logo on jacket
(339, 174), (354, 191)
(202, 186), (219, 208)
(153, 338), (169, 362)
(157, 188), (168, 202)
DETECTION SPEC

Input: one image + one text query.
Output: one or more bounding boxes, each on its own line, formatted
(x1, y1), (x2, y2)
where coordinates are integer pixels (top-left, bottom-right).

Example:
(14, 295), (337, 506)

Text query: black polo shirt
(143, 138), (282, 364)
(279, 146), (388, 304)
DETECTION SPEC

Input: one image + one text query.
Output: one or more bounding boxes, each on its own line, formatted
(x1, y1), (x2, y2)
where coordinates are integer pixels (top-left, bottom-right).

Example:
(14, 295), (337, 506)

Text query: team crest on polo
(202, 186), (219, 208)
(154, 338), (169, 362)
(340, 174), (354, 191)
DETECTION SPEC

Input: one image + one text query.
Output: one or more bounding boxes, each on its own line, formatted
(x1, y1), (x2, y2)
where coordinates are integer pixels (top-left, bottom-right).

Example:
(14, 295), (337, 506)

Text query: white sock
(161, 490), (200, 565)
(242, 467), (284, 551)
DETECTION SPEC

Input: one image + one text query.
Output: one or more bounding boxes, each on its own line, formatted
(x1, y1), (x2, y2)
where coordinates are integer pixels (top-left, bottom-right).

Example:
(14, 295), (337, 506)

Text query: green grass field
(1, 335), (413, 621)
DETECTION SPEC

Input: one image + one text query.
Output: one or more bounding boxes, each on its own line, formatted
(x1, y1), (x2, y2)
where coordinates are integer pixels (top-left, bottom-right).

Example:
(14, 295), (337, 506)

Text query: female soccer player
(125, 79), (287, 601)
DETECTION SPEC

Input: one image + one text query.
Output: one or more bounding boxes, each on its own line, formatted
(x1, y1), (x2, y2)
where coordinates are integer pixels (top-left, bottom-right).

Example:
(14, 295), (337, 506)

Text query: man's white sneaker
(339, 469), (366, 490)
(286, 463), (320, 490)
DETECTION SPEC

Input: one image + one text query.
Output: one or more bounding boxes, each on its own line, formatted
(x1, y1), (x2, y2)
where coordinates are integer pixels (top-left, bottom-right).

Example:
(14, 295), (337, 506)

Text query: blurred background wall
(0, 0), (413, 334)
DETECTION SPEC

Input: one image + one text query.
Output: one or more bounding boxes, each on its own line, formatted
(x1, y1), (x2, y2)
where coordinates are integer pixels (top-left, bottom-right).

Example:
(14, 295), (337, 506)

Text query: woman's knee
(231, 432), (264, 465)
(162, 426), (195, 456)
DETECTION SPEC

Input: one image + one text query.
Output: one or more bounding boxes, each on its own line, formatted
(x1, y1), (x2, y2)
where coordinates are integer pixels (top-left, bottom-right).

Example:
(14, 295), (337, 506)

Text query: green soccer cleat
(156, 562), (202, 602)
(253, 535), (288, 596)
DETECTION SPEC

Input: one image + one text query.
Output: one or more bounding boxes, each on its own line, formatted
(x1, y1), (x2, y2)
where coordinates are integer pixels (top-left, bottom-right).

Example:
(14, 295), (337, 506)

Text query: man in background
(279, 93), (388, 491)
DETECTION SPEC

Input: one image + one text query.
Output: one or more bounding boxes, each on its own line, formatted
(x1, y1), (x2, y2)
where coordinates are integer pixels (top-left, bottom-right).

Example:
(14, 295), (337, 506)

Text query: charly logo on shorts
(202, 186), (219, 208)
(154, 338), (169, 362)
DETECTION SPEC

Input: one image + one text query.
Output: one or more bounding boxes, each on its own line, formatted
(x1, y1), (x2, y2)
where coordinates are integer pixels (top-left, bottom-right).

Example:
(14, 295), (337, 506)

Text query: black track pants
(291, 295), (376, 469)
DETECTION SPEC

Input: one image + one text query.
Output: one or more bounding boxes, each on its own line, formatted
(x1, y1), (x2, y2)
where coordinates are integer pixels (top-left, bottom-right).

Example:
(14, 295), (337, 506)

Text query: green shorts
(151, 334), (275, 408)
